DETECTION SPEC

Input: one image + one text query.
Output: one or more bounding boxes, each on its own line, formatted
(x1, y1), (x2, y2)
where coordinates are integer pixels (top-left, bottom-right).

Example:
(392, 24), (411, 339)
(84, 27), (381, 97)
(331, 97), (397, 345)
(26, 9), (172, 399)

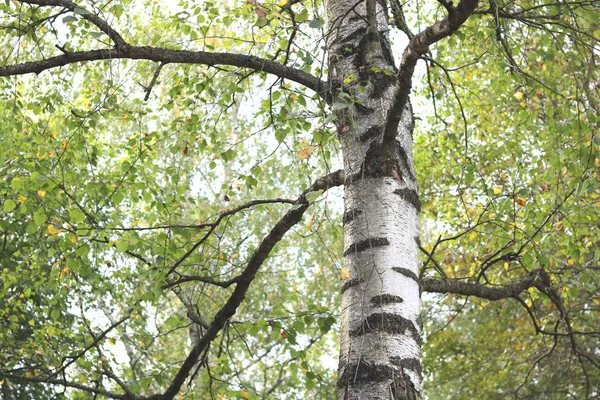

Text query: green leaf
(116, 240), (128, 253)
(275, 130), (287, 143)
(305, 190), (323, 204)
(4, 199), (16, 212)
(69, 208), (85, 223)
(73, 7), (91, 15)
(33, 209), (47, 226)
(50, 309), (61, 321)
(308, 18), (324, 29)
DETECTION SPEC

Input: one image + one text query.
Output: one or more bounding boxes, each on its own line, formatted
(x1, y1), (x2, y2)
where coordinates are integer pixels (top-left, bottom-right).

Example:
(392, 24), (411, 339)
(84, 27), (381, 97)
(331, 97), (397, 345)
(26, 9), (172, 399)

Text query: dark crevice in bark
(341, 278), (364, 294)
(390, 372), (418, 400)
(349, 140), (404, 182)
(396, 143), (416, 181)
(371, 294), (404, 305)
(343, 237), (390, 256)
(343, 209), (363, 224)
(359, 125), (382, 143)
(356, 68), (397, 99)
(393, 188), (421, 212)
(378, 34), (397, 69)
(353, 101), (375, 114)
(368, 72), (397, 98)
(392, 267), (419, 281)
(349, 312), (421, 345)
(389, 357), (423, 377)
(331, 27), (367, 49)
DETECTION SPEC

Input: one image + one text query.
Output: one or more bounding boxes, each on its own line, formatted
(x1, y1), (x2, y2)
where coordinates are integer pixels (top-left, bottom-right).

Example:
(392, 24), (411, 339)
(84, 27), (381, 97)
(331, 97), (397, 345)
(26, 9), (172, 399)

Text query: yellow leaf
(567, 259), (575, 266)
(48, 224), (60, 236)
(488, 213), (496, 219)
(339, 268), (351, 280)
(17, 195), (26, 203)
(241, 391), (250, 399)
(70, 234), (78, 243)
(37, 190), (46, 197)
(493, 187), (502, 195)
(514, 91), (525, 100)
(515, 198), (527, 206)
(297, 144), (316, 161)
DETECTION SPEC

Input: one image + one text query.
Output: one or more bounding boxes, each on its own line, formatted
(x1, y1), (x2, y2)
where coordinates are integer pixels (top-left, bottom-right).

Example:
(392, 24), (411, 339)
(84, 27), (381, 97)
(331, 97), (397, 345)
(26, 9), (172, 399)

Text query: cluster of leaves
(0, 0), (344, 398)
(413, 1), (600, 397)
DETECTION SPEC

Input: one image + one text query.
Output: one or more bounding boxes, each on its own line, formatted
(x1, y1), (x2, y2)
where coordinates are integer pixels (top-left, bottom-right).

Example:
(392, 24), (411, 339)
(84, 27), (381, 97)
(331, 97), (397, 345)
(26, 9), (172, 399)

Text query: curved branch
(0, 47), (329, 100)
(420, 268), (539, 300)
(382, 0), (479, 153)
(162, 275), (240, 290)
(151, 170), (344, 400)
(0, 374), (131, 400)
(18, 0), (127, 47)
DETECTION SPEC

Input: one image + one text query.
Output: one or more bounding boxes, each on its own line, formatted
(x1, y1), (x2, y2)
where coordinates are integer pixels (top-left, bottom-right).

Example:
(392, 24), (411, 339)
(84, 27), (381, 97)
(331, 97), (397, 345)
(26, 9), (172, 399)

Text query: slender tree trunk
(326, 1), (422, 398)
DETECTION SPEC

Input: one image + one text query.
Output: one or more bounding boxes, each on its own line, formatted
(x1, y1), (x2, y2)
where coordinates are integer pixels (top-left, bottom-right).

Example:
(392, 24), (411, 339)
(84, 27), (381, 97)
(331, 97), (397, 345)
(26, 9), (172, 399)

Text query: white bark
(325, 0), (422, 398)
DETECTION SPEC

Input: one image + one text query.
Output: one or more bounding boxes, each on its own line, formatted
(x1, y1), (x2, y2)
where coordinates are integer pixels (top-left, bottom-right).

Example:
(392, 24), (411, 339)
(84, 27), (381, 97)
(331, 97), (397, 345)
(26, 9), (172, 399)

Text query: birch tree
(1, 0), (599, 399)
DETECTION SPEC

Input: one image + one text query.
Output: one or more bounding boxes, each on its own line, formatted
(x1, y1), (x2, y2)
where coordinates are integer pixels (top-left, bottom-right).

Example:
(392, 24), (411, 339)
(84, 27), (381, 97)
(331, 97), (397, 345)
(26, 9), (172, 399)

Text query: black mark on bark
(393, 188), (421, 213)
(389, 357), (423, 377)
(337, 361), (396, 388)
(344, 237), (390, 256)
(371, 294), (404, 306)
(349, 312), (421, 345)
(392, 267), (419, 282)
(343, 209), (362, 224)
(341, 277), (364, 294)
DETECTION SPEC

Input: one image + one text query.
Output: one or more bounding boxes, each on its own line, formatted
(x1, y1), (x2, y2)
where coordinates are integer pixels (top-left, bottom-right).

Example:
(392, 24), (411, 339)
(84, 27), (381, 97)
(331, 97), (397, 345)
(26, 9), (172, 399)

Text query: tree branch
(0, 47), (329, 101)
(152, 170), (344, 400)
(382, 0), (479, 155)
(420, 268), (539, 300)
(18, 0), (128, 48)
(0, 374), (133, 400)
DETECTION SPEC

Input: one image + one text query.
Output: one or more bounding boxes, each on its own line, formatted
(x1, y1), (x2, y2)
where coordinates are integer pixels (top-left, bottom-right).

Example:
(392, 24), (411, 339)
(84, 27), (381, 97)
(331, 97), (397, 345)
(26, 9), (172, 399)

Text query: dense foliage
(0, 0), (598, 399)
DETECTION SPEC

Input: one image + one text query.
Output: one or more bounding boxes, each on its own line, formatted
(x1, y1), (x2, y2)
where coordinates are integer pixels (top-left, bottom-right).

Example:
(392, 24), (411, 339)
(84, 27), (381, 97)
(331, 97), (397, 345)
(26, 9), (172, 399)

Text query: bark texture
(326, 1), (421, 398)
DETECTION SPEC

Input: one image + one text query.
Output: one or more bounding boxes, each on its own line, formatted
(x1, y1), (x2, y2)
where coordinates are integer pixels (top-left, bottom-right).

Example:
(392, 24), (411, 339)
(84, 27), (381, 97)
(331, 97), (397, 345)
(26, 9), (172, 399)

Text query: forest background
(0, 0), (599, 399)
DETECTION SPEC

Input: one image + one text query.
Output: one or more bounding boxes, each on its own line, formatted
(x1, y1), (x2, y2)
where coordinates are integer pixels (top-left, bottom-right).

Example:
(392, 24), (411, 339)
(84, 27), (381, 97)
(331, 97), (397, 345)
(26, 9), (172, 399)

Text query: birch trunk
(326, 1), (422, 398)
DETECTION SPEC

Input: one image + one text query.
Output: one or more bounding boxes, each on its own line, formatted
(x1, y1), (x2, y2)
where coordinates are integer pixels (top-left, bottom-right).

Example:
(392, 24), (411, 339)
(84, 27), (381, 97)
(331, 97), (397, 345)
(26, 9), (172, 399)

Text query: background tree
(0, 0), (599, 399)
